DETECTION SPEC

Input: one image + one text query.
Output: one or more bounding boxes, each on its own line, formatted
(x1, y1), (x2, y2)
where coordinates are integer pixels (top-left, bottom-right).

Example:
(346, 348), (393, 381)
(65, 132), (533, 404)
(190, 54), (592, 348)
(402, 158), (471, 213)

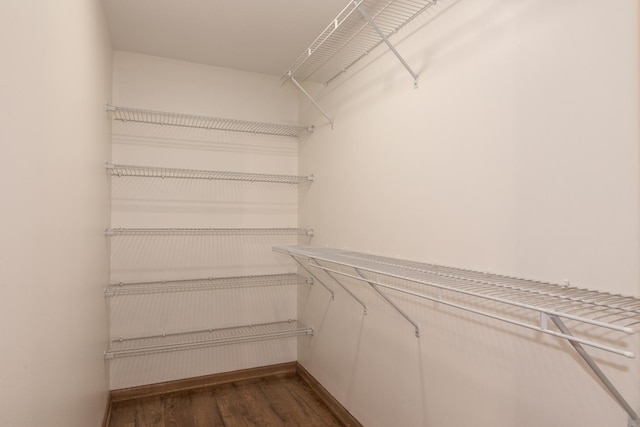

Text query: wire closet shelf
(105, 162), (313, 184)
(105, 273), (312, 297)
(104, 320), (313, 359)
(276, 246), (640, 425)
(106, 105), (312, 138)
(275, 246), (640, 358)
(105, 228), (314, 237)
(285, 0), (436, 85)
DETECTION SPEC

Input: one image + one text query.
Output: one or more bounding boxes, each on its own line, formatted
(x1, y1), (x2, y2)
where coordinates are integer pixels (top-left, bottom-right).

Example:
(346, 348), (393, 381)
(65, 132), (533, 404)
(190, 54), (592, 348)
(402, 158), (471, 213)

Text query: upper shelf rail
(106, 105), (312, 138)
(105, 162), (314, 184)
(285, 0), (436, 85)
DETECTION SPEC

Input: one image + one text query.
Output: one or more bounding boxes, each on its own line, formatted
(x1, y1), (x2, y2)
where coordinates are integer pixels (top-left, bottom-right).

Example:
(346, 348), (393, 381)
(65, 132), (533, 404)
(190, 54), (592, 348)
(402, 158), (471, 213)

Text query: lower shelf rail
(274, 245), (640, 425)
(105, 320), (313, 359)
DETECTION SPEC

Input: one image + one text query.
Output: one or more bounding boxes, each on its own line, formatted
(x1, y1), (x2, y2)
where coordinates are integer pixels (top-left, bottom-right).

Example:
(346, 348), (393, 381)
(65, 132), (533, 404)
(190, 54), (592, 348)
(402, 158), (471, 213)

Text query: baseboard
(102, 392), (112, 427)
(295, 362), (363, 427)
(105, 361), (362, 427)
(109, 361), (297, 402)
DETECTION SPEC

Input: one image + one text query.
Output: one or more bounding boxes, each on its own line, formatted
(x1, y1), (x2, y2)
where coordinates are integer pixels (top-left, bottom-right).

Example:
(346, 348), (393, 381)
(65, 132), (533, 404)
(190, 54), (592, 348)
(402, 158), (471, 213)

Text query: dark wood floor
(107, 373), (346, 427)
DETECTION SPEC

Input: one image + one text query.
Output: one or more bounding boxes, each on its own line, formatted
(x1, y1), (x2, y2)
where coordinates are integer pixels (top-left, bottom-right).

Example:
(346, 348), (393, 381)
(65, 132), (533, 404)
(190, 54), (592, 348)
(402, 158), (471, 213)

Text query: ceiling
(103, 0), (350, 79)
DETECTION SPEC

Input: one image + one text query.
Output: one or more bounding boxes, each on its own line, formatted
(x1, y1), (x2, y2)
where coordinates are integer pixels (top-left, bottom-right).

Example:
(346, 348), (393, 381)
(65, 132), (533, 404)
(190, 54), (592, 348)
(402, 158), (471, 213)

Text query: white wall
(0, 1), (112, 426)
(296, 0), (640, 426)
(108, 52), (308, 389)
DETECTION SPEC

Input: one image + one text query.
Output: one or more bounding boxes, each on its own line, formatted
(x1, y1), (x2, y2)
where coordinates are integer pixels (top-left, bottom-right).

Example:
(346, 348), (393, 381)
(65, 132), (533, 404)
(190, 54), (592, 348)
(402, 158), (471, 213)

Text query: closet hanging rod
(106, 105), (313, 138)
(105, 273), (312, 297)
(336, 251), (640, 322)
(309, 263), (632, 357)
(313, 261), (636, 334)
(105, 227), (314, 236)
(105, 162), (314, 184)
(104, 320), (313, 359)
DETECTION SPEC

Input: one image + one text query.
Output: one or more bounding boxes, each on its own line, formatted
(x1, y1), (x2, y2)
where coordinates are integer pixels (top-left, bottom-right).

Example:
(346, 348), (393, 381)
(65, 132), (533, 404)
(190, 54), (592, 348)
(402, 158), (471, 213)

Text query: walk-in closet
(2, 1), (640, 426)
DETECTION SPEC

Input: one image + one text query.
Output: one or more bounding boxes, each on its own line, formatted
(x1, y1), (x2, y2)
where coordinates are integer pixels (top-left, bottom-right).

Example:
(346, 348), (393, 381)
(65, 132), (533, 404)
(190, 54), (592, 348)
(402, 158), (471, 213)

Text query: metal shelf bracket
(354, 268), (420, 337)
(310, 259), (368, 315)
(287, 73), (334, 129)
(550, 316), (640, 427)
(290, 255), (336, 301)
(353, 1), (419, 89)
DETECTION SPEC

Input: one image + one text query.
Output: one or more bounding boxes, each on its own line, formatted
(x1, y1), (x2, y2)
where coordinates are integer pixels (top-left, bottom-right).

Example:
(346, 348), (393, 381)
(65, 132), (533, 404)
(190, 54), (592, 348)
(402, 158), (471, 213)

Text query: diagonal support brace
(549, 316), (639, 426)
(353, 1), (419, 88)
(308, 260), (368, 315)
(287, 73), (334, 129)
(354, 268), (420, 337)
(290, 255), (335, 300)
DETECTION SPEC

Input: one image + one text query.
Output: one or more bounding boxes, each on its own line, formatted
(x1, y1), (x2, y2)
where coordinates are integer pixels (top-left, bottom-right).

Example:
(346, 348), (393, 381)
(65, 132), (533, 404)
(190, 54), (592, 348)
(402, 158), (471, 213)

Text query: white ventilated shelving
(105, 273), (312, 297)
(104, 320), (313, 359)
(106, 162), (314, 184)
(107, 105), (313, 137)
(105, 102), (315, 386)
(286, 0), (435, 85)
(275, 245), (640, 425)
(283, 0), (439, 126)
(105, 227), (314, 237)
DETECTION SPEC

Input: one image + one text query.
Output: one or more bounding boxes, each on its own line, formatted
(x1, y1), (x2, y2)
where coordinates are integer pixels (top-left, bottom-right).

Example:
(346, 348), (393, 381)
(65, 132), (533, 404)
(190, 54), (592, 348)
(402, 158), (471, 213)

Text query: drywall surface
(0, 1), (112, 426)
(296, 0), (640, 426)
(108, 52), (306, 388)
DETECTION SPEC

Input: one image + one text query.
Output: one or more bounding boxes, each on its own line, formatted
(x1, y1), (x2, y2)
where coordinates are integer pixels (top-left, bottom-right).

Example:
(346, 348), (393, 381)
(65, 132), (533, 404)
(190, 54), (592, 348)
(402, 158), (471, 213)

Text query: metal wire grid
(105, 228), (314, 236)
(104, 320), (313, 359)
(335, 251), (640, 331)
(106, 105), (312, 138)
(105, 273), (312, 297)
(276, 246), (640, 356)
(105, 162), (313, 184)
(286, 0), (436, 84)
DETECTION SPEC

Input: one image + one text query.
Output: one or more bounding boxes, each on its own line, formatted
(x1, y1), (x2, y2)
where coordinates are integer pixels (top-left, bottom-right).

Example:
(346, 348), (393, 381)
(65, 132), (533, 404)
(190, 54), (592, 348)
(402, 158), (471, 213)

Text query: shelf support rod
(287, 73), (334, 129)
(354, 268), (420, 337)
(549, 315), (639, 426)
(353, 1), (419, 88)
(308, 259), (368, 315)
(290, 255), (335, 300)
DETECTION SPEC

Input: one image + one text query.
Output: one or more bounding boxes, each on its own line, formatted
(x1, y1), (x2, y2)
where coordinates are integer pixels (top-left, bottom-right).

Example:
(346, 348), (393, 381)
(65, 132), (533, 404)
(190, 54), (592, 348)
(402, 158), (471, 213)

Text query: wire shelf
(286, 0), (436, 84)
(105, 162), (314, 184)
(105, 273), (312, 297)
(105, 228), (314, 236)
(104, 320), (313, 359)
(275, 246), (640, 357)
(106, 105), (312, 138)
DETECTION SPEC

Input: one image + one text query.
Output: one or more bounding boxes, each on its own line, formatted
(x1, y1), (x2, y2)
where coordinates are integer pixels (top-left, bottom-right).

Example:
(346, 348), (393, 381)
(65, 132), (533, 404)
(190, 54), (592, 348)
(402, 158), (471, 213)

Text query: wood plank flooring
(107, 373), (347, 427)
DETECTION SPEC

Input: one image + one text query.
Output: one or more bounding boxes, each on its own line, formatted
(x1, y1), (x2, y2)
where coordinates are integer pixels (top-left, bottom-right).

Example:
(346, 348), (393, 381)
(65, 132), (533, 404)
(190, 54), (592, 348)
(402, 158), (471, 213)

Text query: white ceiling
(103, 0), (350, 79)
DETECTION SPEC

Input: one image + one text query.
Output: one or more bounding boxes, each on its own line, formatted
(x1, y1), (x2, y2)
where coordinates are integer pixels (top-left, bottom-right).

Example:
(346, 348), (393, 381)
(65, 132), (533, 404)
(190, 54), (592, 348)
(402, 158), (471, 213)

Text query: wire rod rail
(105, 228), (314, 236)
(275, 246), (640, 356)
(105, 273), (312, 297)
(274, 245), (640, 425)
(106, 105), (312, 138)
(105, 162), (314, 184)
(104, 320), (313, 359)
